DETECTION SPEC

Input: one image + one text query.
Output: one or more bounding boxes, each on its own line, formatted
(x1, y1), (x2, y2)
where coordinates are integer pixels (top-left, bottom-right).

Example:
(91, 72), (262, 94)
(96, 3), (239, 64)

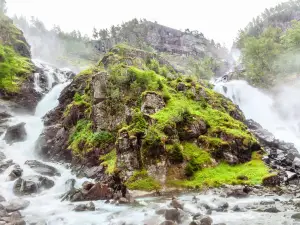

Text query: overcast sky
(6, 0), (286, 47)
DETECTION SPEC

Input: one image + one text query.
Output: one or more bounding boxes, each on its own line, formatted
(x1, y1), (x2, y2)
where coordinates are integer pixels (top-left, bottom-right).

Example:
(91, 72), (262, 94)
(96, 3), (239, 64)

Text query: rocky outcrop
(141, 92), (165, 115)
(3, 123), (27, 145)
(24, 160), (60, 177)
(13, 175), (54, 196)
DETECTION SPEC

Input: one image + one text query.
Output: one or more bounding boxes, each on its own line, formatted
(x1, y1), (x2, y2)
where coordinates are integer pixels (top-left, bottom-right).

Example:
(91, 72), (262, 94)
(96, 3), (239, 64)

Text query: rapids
(0, 67), (298, 224)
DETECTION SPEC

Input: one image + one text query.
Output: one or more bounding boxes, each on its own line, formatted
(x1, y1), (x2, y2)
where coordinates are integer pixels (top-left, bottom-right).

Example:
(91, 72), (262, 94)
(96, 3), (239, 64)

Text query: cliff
(37, 44), (269, 190)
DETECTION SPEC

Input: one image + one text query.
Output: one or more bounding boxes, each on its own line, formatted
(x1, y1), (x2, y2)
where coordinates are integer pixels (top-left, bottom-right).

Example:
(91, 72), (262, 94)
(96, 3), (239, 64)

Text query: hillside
(235, 0), (300, 88)
(37, 44), (269, 190)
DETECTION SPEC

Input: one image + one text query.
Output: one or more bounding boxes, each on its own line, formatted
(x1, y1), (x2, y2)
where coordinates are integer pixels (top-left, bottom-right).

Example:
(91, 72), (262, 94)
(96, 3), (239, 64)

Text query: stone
(164, 209), (181, 222)
(160, 221), (176, 225)
(13, 175), (54, 196)
(0, 195), (5, 202)
(190, 215), (213, 225)
(2, 199), (30, 212)
(0, 160), (14, 173)
(262, 174), (281, 187)
(7, 165), (23, 181)
(0, 152), (6, 161)
(73, 202), (95, 212)
(3, 123), (27, 145)
(25, 160), (60, 177)
(141, 92), (165, 115)
(292, 213), (300, 220)
(216, 201), (229, 212)
(170, 197), (183, 209)
(177, 82), (186, 91)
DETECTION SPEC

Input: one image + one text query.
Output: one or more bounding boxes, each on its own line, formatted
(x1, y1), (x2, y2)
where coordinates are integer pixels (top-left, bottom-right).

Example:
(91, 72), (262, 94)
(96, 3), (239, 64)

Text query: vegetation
(100, 149), (117, 174)
(170, 153), (269, 188)
(237, 0), (300, 87)
(125, 170), (161, 191)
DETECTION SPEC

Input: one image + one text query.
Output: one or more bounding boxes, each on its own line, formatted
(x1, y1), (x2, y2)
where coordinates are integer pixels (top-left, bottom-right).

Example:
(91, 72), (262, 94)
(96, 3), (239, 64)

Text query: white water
(0, 67), (298, 224)
(214, 80), (300, 150)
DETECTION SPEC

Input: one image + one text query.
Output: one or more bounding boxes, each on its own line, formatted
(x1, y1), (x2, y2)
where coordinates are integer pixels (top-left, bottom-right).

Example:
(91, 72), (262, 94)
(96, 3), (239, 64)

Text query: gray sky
(6, 0), (286, 47)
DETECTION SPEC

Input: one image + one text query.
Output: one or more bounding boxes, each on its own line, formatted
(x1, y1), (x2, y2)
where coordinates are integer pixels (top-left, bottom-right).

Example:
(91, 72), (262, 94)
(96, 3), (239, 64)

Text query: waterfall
(214, 80), (300, 150)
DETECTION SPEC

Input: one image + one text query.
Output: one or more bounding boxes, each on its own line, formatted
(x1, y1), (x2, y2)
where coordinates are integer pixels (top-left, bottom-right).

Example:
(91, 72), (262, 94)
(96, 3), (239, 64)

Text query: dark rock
(226, 188), (249, 198)
(232, 205), (242, 212)
(177, 82), (186, 91)
(216, 201), (229, 212)
(171, 197), (183, 209)
(2, 199), (30, 212)
(237, 175), (248, 180)
(4, 123), (27, 144)
(73, 202), (95, 212)
(7, 165), (23, 181)
(0, 152), (6, 161)
(159, 221), (176, 225)
(292, 213), (300, 220)
(0, 195), (5, 202)
(178, 119), (207, 140)
(141, 92), (165, 115)
(189, 215), (213, 225)
(164, 208), (181, 222)
(258, 207), (281, 213)
(25, 160), (60, 177)
(0, 160), (14, 173)
(70, 183), (113, 202)
(260, 200), (275, 205)
(13, 175), (54, 196)
(262, 174), (281, 187)
(155, 208), (167, 215)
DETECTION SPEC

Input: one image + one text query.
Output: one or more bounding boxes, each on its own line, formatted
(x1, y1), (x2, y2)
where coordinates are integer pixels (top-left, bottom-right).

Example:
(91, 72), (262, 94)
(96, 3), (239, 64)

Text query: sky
(6, 0), (286, 47)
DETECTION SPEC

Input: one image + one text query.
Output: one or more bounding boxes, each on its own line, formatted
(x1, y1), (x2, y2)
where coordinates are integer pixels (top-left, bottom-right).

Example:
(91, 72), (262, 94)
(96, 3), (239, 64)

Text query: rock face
(13, 175), (54, 196)
(25, 160), (60, 177)
(141, 92), (165, 115)
(246, 119), (300, 185)
(3, 123), (27, 145)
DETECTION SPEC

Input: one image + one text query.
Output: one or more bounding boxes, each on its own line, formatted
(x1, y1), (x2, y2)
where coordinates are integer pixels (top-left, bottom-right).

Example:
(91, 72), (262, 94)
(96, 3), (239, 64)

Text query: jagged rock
(2, 199), (30, 212)
(73, 202), (95, 212)
(170, 197), (183, 210)
(25, 160), (60, 177)
(141, 92), (165, 115)
(262, 174), (281, 187)
(164, 209), (181, 222)
(216, 201), (229, 212)
(92, 72), (107, 104)
(292, 213), (300, 220)
(13, 175), (54, 196)
(0, 152), (6, 161)
(7, 165), (23, 181)
(178, 119), (207, 140)
(160, 221), (176, 225)
(0, 160), (14, 173)
(4, 123), (27, 144)
(190, 215), (213, 225)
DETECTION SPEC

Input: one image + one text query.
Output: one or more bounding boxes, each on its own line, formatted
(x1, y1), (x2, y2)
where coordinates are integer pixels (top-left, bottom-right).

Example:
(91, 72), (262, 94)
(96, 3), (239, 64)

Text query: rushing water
(0, 69), (298, 224)
(214, 80), (300, 150)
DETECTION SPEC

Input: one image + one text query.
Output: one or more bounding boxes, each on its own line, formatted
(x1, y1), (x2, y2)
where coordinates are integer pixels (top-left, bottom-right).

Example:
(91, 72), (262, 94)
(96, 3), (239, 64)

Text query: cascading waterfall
(214, 80), (300, 150)
(0, 65), (298, 225)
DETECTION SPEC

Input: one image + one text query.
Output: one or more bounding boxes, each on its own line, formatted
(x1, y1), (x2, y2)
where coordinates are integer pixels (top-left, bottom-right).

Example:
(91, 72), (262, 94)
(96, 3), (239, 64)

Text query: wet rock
(0, 195), (5, 202)
(170, 197), (183, 209)
(262, 174), (281, 187)
(13, 175), (54, 196)
(226, 187), (250, 198)
(25, 160), (60, 177)
(292, 213), (300, 220)
(190, 215), (213, 225)
(178, 119), (207, 140)
(0, 152), (6, 161)
(257, 207), (281, 213)
(7, 165), (23, 181)
(159, 221), (176, 225)
(2, 199), (30, 212)
(177, 82), (186, 92)
(73, 202), (95, 212)
(4, 123), (27, 145)
(156, 208), (167, 215)
(141, 92), (165, 115)
(260, 200), (275, 205)
(164, 208), (181, 223)
(0, 160), (14, 173)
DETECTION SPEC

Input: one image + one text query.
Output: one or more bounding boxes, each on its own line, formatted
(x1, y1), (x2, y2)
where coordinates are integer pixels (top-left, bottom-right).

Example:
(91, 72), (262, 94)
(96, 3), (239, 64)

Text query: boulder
(292, 213), (300, 220)
(160, 221), (176, 225)
(190, 216), (213, 225)
(0, 195), (5, 202)
(25, 160), (60, 177)
(141, 92), (165, 115)
(0, 152), (6, 161)
(164, 208), (181, 222)
(170, 197), (183, 210)
(7, 164), (23, 181)
(262, 174), (281, 187)
(0, 160), (14, 173)
(4, 123), (27, 144)
(73, 202), (95, 212)
(13, 175), (54, 196)
(178, 119), (207, 140)
(2, 199), (30, 212)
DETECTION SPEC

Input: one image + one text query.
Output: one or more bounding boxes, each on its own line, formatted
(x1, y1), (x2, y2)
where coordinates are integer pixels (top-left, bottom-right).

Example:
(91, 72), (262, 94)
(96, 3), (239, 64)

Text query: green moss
(68, 119), (114, 155)
(170, 153), (269, 188)
(100, 149), (117, 174)
(0, 44), (33, 92)
(125, 170), (161, 191)
(166, 143), (184, 164)
(127, 109), (148, 135)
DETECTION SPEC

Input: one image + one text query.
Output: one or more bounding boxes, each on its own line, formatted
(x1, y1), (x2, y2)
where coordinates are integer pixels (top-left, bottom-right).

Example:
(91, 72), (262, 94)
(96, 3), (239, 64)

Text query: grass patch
(170, 153), (269, 188)
(100, 149), (117, 174)
(0, 45), (33, 92)
(125, 170), (161, 191)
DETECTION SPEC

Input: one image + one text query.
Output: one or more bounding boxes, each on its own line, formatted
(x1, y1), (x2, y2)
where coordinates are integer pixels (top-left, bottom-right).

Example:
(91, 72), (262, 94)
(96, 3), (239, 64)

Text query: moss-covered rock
(40, 44), (270, 189)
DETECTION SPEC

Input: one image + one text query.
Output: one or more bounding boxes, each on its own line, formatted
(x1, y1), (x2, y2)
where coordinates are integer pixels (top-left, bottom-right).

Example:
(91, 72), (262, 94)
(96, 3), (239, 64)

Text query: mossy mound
(44, 44), (270, 191)
(0, 15), (33, 93)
